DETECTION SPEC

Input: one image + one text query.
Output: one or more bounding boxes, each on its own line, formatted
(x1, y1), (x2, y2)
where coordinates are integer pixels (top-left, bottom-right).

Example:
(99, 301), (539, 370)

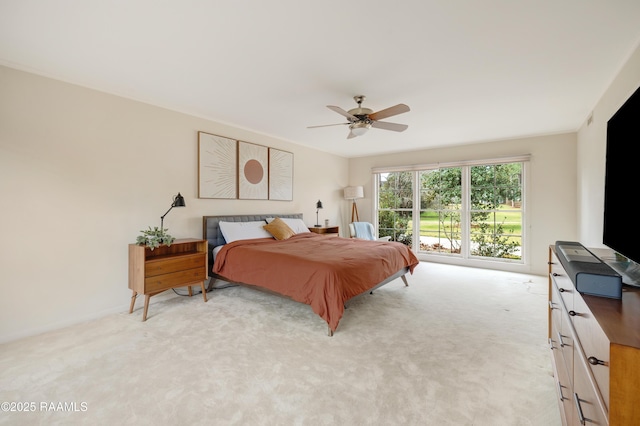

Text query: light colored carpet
(0, 262), (560, 426)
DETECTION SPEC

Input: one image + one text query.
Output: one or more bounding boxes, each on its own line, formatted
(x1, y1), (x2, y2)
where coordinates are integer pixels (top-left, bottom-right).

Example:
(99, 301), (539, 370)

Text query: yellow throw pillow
(263, 217), (296, 240)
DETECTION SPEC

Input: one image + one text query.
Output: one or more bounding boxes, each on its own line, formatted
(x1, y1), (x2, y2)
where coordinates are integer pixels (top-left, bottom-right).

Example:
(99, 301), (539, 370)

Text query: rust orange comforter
(213, 233), (419, 332)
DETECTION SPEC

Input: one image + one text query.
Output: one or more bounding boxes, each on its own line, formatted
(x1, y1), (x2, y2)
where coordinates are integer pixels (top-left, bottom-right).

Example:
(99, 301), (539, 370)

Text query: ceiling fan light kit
(308, 95), (410, 139)
(350, 121), (371, 137)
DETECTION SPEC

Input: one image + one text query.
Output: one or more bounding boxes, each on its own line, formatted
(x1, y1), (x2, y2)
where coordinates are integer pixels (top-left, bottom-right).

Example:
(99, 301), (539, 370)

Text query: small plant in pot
(136, 226), (175, 250)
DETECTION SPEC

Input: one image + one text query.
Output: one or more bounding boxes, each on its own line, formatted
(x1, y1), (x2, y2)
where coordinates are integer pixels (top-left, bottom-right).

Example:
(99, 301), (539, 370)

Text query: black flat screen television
(603, 84), (640, 285)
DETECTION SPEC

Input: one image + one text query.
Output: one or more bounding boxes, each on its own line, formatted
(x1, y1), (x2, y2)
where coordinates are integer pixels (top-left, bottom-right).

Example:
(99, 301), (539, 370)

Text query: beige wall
(0, 66), (348, 342)
(348, 133), (578, 276)
(2, 40), (637, 342)
(577, 42), (640, 247)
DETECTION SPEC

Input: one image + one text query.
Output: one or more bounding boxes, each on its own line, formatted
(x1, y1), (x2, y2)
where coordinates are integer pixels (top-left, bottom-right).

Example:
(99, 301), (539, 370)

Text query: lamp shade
(316, 200), (323, 209)
(172, 192), (186, 207)
(344, 186), (364, 200)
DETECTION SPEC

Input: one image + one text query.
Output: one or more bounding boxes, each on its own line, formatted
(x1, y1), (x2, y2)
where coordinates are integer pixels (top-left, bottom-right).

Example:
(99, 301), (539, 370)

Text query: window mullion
(461, 166), (470, 258)
(413, 171), (420, 253)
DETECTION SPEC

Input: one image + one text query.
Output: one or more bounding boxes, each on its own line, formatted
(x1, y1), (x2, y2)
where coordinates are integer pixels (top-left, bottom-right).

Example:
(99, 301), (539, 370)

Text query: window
(419, 167), (462, 255)
(377, 172), (413, 246)
(469, 163), (522, 260)
(374, 157), (526, 264)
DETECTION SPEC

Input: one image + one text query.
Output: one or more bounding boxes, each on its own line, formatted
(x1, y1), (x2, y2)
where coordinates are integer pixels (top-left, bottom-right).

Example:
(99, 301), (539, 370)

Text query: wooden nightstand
(128, 238), (208, 320)
(309, 226), (340, 237)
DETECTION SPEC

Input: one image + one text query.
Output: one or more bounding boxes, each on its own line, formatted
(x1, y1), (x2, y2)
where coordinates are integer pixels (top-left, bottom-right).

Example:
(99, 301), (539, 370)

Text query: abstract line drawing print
(269, 148), (293, 201)
(198, 132), (237, 199)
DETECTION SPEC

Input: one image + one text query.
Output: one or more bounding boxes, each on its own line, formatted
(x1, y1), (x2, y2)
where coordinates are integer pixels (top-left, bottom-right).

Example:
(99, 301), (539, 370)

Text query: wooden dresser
(548, 245), (640, 425)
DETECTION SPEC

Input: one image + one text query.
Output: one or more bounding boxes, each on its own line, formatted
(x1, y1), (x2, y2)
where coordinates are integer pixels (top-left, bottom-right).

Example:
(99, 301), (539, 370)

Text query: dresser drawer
(550, 252), (575, 310)
(549, 265), (575, 391)
(558, 309), (574, 382)
(572, 294), (611, 409)
(549, 283), (564, 335)
(551, 345), (574, 426)
(573, 349), (608, 425)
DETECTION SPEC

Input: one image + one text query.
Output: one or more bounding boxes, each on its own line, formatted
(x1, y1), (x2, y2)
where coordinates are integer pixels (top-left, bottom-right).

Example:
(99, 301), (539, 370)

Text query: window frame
(372, 155), (529, 271)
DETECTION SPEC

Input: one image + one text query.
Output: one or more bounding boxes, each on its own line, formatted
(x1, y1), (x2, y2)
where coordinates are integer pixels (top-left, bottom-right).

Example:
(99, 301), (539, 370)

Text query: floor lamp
(344, 186), (364, 223)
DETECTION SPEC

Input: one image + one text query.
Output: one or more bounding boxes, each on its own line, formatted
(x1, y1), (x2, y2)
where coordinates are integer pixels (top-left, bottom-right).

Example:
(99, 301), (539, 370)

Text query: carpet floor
(0, 262), (560, 426)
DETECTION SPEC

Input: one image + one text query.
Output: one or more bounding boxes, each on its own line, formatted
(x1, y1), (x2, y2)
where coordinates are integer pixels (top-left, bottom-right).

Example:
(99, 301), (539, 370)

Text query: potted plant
(136, 226), (175, 250)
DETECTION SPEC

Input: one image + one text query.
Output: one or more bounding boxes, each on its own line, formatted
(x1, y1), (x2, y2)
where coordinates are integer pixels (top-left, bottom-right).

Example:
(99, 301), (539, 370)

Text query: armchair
(349, 222), (392, 242)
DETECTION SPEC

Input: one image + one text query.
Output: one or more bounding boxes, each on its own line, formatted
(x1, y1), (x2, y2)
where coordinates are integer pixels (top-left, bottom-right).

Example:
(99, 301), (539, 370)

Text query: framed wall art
(198, 132), (237, 199)
(238, 141), (268, 200)
(197, 131), (294, 201)
(268, 148), (293, 201)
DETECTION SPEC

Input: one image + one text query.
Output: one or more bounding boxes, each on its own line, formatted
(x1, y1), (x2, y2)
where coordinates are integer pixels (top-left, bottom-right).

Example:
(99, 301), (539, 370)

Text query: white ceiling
(2, 1), (640, 158)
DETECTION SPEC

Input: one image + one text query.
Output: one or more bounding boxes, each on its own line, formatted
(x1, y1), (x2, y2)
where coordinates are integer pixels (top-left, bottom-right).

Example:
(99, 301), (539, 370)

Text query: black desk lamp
(160, 193), (185, 232)
(315, 200), (323, 227)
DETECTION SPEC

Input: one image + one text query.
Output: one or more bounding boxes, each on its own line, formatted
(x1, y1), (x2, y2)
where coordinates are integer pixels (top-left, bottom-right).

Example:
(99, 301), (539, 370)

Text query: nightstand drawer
(145, 268), (207, 293)
(309, 226), (339, 236)
(145, 254), (205, 277)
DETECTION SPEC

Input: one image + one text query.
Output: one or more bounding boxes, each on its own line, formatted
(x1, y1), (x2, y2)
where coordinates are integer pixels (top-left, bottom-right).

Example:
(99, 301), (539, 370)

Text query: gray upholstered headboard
(202, 213), (304, 276)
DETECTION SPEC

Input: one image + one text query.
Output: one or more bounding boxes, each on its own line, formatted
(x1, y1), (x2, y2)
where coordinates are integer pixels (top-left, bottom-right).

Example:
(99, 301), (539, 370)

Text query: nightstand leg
(142, 295), (151, 321)
(188, 286), (193, 297)
(129, 291), (137, 314)
(201, 281), (208, 302)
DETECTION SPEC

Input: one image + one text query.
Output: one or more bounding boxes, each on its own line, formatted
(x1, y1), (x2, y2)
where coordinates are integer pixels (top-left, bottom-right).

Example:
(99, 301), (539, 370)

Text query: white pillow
(219, 221), (272, 243)
(212, 245), (224, 260)
(265, 217), (310, 234)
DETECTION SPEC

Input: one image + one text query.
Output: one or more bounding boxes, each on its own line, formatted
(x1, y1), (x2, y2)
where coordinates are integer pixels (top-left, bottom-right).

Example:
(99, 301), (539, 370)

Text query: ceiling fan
(308, 95), (410, 139)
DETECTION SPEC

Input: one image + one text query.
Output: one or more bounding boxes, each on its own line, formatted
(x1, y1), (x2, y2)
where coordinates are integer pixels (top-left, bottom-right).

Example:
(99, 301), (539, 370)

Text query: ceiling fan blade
(369, 104), (410, 121)
(307, 122), (349, 128)
(371, 121), (408, 132)
(327, 105), (358, 120)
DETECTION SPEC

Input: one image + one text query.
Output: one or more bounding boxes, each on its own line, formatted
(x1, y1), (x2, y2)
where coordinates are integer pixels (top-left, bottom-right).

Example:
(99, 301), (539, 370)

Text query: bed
(203, 214), (419, 335)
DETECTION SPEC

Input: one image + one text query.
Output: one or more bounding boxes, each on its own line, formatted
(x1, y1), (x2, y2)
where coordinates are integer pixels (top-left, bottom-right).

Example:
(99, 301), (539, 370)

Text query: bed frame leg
(206, 278), (215, 292)
(401, 275), (409, 286)
(328, 326), (333, 337)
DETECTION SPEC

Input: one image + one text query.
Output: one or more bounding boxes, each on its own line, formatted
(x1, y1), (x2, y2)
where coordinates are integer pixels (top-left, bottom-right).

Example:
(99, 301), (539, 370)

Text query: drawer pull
(548, 300), (555, 310)
(573, 393), (586, 426)
(588, 356), (605, 366)
(569, 310), (580, 317)
(548, 338), (555, 350)
(556, 331), (565, 348)
(552, 272), (560, 276)
(556, 381), (566, 401)
(559, 287), (565, 292)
